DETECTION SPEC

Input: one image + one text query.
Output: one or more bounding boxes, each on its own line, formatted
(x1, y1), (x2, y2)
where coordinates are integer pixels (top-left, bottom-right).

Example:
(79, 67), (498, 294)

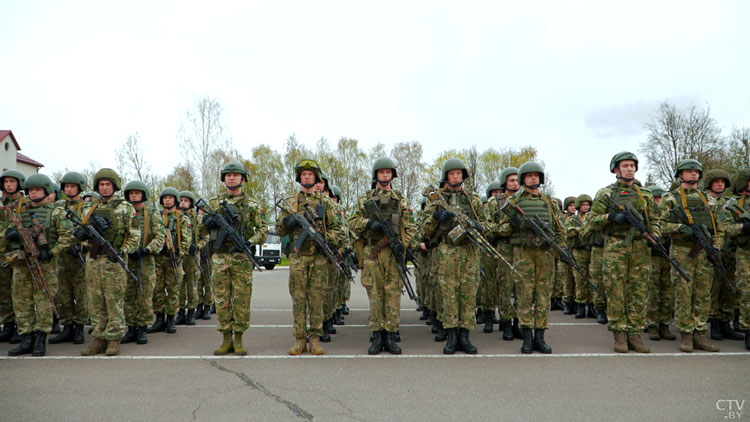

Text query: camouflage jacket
(496, 189), (567, 247)
(134, 206), (166, 255)
(658, 187), (723, 249)
(420, 187), (487, 247)
(589, 180), (661, 240)
(276, 190), (343, 255)
(80, 195), (141, 254)
(1, 201), (75, 257)
(201, 191), (268, 254)
(349, 187), (417, 249)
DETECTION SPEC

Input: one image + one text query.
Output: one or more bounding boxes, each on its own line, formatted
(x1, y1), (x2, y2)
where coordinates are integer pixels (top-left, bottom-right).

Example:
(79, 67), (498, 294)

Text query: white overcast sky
(2, 1), (748, 199)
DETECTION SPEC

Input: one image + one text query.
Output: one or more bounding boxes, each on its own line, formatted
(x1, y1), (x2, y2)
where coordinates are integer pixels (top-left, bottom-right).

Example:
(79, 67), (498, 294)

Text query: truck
(255, 231), (282, 270)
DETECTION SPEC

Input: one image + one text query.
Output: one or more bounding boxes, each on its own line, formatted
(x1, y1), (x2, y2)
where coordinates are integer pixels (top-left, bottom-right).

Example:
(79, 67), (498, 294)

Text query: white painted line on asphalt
(188, 323), (601, 328)
(2, 352), (749, 360)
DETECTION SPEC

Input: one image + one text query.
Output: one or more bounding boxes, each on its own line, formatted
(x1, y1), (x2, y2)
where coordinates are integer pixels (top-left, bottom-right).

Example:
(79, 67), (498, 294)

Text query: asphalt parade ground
(1, 268), (748, 422)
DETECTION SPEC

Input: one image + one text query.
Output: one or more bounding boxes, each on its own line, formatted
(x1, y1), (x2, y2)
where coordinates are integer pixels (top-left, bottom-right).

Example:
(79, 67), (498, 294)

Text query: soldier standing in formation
(478, 183), (502, 333)
(567, 194), (597, 319)
(0, 170), (26, 344)
(178, 190), (209, 326)
(644, 186), (676, 341)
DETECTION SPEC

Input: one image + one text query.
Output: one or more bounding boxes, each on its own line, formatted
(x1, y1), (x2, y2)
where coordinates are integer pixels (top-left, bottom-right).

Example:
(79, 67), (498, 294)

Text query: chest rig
(509, 194), (553, 248)
(363, 190), (402, 242)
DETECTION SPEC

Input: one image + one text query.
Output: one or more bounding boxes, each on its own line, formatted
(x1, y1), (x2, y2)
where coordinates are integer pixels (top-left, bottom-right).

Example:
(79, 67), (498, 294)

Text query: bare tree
(116, 133), (151, 182)
(391, 141), (425, 208)
(726, 127), (750, 173)
(330, 137), (369, 211)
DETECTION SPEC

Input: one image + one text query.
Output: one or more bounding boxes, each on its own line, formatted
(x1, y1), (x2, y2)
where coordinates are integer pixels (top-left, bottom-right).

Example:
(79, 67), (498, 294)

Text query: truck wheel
(264, 264), (275, 270)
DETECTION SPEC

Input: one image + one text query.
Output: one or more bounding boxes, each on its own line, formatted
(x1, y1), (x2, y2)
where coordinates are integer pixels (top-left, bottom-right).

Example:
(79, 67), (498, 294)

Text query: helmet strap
(616, 175), (635, 183)
(377, 179), (391, 187)
(679, 177), (698, 186)
(226, 183), (242, 190)
(301, 183), (316, 189)
(30, 196), (46, 203)
(448, 181), (463, 188)
(525, 184), (540, 190)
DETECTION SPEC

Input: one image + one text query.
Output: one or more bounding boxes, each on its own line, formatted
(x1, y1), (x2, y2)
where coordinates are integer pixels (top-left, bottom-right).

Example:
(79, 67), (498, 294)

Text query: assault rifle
(275, 198), (352, 282)
(66, 209), (139, 283)
(163, 228), (181, 286)
(70, 243), (86, 275)
(500, 200), (605, 299)
(195, 199), (263, 272)
(364, 198), (418, 302)
(604, 194), (692, 282)
(1, 206), (59, 318)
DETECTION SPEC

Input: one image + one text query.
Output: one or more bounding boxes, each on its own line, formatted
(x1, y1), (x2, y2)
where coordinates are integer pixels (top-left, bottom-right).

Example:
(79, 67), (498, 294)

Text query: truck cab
(255, 232), (282, 270)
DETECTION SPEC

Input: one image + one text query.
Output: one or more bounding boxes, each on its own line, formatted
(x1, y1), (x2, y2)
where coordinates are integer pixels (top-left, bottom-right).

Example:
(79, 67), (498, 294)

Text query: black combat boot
(73, 324), (85, 344)
(587, 303), (597, 318)
(186, 309), (196, 326)
(550, 297), (562, 311)
(596, 310), (608, 324)
(745, 331), (750, 351)
(483, 310), (494, 333)
(419, 307), (429, 321)
(443, 328), (458, 354)
(434, 321), (447, 342)
(563, 302), (575, 315)
(31, 332), (47, 357)
(512, 318), (523, 339)
(49, 324), (74, 344)
(334, 309), (345, 325)
(327, 318), (337, 335)
(51, 316), (60, 334)
(0, 322), (15, 342)
(721, 321), (744, 340)
(710, 320), (723, 341)
(383, 331), (402, 355)
(476, 308), (485, 325)
(521, 328), (533, 354)
(165, 315), (177, 334)
(202, 304), (212, 320)
(533, 329), (552, 354)
(175, 309), (186, 325)
(431, 318), (441, 334)
(393, 330), (401, 342)
(136, 326), (148, 344)
(458, 328), (478, 354)
(196, 304), (203, 318)
(120, 326), (137, 344)
(9, 326), (22, 344)
(734, 315), (741, 332)
(342, 303), (349, 315)
(368, 330), (384, 355)
(502, 320), (513, 341)
(575, 303), (586, 319)
(210, 304), (216, 314)
(426, 312), (436, 326)
(8, 333), (33, 356)
(147, 312), (165, 333)
(320, 324), (331, 343)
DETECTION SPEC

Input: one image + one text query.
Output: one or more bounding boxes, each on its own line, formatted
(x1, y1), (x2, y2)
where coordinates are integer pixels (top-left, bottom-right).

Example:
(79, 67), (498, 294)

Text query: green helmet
(485, 181), (503, 199)
(575, 194), (593, 209)
(82, 191), (99, 200)
(179, 190), (197, 207)
(674, 159), (703, 179)
(0, 169), (26, 193)
(93, 168), (122, 192)
(442, 158), (469, 181)
(702, 169), (731, 190)
(60, 171), (86, 193)
(320, 170), (331, 190)
(220, 161), (248, 183)
(648, 186), (666, 198)
(732, 169), (750, 194)
(563, 196), (577, 210)
(500, 167), (518, 190)
(372, 157), (398, 180)
(123, 180), (150, 202)
(609, 151), (639, 173)
(52, 184), (61, 198)
(329, 185), (342, 200)
(159, 187), (180, 206)
(23, 173), (54, 196)
(294, 159), (323, 183)
(518, 161), (545, 186)
(480, 194), (488, 204)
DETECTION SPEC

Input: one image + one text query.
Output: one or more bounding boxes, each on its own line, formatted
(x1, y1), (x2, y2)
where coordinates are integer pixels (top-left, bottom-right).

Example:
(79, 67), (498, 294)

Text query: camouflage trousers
(55, 253), (88, 326)
(124, 255), (155, 327)
(560, 260), (575, 303)
(646, 254), (673, 326)
(551, 259), (563, 298)
(710, 252), (736, 322)
(573, 249), (592, 304)
(361, 245), (401, 332)
(602, 237), (650, 333)
(86, 255), (126, 341)
(478, 252), (499, 311)
(288, 253), (326, 338)
(512, 246), (554, 329)
(323, 263), (336, 320)
(496, 242), (515, 322)
(11, 257), (58, 335)
(0, 264), (14, 324)
(153, 255), (184, 316)
(213, 252), (253, 333)
(437, 243), (479, 330)
(736, 247), (750, 331)
(672, 244), (713, 333)
(427, 248), (443, 315)
(589, 245), (607, 311)
(197, 253), (213, 306)
(179, 256), (200, 309)
(415, 251), (428, 308)
(343, 270), (351, 304)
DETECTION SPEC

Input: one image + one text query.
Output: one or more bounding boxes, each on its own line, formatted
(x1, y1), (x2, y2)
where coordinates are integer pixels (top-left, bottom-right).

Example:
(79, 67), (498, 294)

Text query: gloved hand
(188, 244), (198, 255)
(469, 219), (483, 233)
(742, 223), (750, 234)
(366, 219), (384, 233)
(202, 214), (220, 229)
(508, 214), (522, 229)
(91, 216), (110, 235)
(282, 215), (299, 230)
(678, 224), (694, 240)
(138, 246), (150, 257)
(74, 228), (91, 242)
(607, 212), (627, 225)
(107, 250), (125, 263)
(39, 250), (53, 262)
(4, 227), (20, 242)
(433, 209), (455, 222)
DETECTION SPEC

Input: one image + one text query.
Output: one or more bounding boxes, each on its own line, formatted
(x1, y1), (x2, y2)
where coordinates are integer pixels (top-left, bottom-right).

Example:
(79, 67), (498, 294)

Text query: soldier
(718, 168), (750, 350)
(645, 186), (676, 341)
(82, 192), (98, 203)
(195, 203), (214, 321)
(567, 194), (597, 319)
(479, 181), (503, 333)
(315, 171), (338, 342)
(49, 172), (88, 345)
(178, 190), (209, 326)
(588, 152), (660, 353)
(349, 158), (416, 354)
(497, 161), (566, 354)
(201, 162), (267, 356)
(0, 169), (26, 343)
(420, 158), (485, 354)
(328, 185), (350, 327)
(3, 174), (74, 356)
(415, 197), (430, 321)
(76, 168), (140, 356)
(561, 196), (579, 316)
(121, 181), (165, 345)
(276, 159), (342, 356)
(148, 187), (190, 335)
(703, 170), (743, 341)
(658, 159), (722, 353)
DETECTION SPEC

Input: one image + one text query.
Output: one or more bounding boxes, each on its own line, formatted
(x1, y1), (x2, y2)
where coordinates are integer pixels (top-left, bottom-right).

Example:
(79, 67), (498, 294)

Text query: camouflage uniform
(485, 193), (515, 325)
(54, 198), (88, 329)
(125, 205), (165, 328)
(179, 209), (209, 314)
(0, 194), (23, 337)
(580, 214), (608, 318)
(153, 209), (190, 320)
(718, 189), (750, 347)
(567, 212), (593, 307)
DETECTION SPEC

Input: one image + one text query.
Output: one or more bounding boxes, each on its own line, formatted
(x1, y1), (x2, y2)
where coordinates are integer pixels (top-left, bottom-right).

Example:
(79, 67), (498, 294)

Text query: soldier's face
(447, 169), (463, 185)
(3, 178), (18, 194)
(162, 195), (176, 208)
(523, 172), (540, 187)
(98, 180), (114, 196)
(566, 203), (576, 213)
(579, 202), (591, 213)
(46, 192), (57, 202)
(224, 172), (244, 187)
(315, 180), (325, 192)
(300, 170), (316, 186)
(680, 169), (700, 183)
(179, 198), (192, 209)
(128, 190), (144, 202)
(63, 183), (80, 198)
(28, 187), (45, 201)
(710, 179), (725, 193)
(654, 196), (662, 206)
(489, 189), (502, 197)
(615, 160), (637, 179)
(505, 175), (519, 191)
(377, 169), (393, 183)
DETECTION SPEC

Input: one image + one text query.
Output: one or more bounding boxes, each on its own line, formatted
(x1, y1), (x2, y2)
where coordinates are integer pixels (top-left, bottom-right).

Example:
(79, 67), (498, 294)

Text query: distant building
(0, 130), (44, 177)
